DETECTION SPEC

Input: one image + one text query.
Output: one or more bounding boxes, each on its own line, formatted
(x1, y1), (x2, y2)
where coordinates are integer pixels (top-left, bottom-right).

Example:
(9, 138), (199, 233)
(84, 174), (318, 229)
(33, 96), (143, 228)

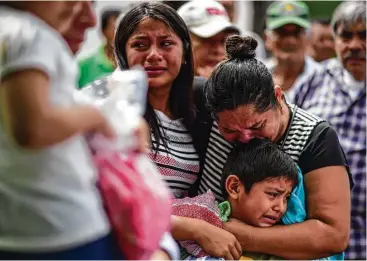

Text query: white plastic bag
(74, 68), (172, 259)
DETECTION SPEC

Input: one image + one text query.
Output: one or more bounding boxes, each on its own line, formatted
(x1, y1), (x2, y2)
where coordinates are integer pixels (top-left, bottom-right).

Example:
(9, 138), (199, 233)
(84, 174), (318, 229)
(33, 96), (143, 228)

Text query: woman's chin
(148, 78), (169, 89)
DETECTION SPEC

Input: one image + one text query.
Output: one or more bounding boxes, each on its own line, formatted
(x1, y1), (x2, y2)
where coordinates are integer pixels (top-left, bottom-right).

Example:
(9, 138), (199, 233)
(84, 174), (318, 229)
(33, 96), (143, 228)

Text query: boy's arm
(224, 166), (350, 259)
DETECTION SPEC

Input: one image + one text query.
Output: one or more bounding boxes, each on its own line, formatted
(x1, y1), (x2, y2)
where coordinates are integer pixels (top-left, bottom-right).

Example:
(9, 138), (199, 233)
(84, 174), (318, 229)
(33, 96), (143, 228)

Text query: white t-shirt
(343, 69), (365, 101)
(285, 56), (322, 103)
(0, 7), (109, 251)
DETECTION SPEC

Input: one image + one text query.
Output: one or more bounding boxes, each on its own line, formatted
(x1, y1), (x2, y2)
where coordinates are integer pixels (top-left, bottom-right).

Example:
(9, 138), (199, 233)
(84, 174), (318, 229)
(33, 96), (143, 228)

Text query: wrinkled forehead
(130, 18), (176, 38)
(337, 21), (366, 33)
(217, 106), (269, 128)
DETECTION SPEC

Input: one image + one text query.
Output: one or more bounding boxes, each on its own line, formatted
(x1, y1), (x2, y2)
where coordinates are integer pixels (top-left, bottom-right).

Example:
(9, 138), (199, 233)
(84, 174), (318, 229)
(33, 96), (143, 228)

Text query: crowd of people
(0, 0), (365, 260)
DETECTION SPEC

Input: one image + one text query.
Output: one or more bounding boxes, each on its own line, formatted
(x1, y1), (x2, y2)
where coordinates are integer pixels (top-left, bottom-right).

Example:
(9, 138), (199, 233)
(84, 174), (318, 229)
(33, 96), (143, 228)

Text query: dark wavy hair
(114, 2), (195, 153)
(205, 35), (277, 119)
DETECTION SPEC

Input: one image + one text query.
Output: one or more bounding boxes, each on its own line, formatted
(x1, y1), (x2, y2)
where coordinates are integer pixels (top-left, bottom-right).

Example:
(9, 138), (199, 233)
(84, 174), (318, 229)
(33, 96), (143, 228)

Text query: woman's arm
(224, 165), (351, 259)
(0, 69), (114, 149)
(171, 215), (242, 260)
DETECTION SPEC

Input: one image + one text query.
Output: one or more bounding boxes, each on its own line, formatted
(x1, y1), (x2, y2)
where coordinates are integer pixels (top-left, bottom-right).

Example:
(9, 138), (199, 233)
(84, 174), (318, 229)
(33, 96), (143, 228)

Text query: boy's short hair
(222, 139), (299, 198)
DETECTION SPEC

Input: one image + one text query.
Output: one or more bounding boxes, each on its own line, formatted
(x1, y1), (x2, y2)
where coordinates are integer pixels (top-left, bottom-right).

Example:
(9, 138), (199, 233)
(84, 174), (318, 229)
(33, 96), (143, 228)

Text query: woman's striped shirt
(149, 110), (200, 199)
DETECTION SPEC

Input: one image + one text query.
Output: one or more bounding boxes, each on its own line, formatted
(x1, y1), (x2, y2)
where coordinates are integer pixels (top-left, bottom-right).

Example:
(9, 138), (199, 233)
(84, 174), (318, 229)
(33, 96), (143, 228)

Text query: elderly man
(177, 0), (240, 78)
(264, 1), (321, 103)
(61, 2), (179, 260)
(295, 1), (366, 259)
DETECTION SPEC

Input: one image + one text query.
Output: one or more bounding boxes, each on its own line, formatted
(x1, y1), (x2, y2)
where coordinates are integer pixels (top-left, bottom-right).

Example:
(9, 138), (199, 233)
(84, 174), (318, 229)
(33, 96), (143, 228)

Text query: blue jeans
(0, 233), (123, 260)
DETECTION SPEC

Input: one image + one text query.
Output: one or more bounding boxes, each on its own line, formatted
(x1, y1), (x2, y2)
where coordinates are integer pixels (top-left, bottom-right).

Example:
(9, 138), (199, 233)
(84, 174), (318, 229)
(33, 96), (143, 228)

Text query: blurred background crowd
(65, 1), (367, 259)
(78, 0), (340, 61)
(0, 0), (365, 260)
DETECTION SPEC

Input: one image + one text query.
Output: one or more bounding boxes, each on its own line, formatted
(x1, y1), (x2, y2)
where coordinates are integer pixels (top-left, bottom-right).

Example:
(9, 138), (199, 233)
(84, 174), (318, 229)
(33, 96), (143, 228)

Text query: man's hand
(195, 220), (242, 260)
(151, 249), (171, 260)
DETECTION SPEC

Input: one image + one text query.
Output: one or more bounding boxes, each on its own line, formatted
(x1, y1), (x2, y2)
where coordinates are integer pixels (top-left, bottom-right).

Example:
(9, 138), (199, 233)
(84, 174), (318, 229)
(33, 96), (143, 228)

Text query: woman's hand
(195, 220), (242, 260)
(223, 218), (251, 245)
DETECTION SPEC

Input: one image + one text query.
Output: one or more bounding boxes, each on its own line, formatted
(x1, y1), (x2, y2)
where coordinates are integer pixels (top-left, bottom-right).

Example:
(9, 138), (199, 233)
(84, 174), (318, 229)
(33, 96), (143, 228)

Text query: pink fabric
(95, 150), (172, 260)
(171, 191), (222, 257)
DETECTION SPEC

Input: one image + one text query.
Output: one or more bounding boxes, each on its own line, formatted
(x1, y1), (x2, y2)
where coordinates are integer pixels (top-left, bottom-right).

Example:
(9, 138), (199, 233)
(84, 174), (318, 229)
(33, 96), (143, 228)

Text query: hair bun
(225, 35), (258, 60)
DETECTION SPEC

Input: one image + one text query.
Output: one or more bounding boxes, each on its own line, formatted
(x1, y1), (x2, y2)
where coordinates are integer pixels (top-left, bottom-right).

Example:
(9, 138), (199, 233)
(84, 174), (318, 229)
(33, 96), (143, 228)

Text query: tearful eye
(162, 41), (173, 47)
(223, 128), (237, 134)
(254, 123), (265, 130)
(132, 42), (146, 49)
(251, 121), (265, 131)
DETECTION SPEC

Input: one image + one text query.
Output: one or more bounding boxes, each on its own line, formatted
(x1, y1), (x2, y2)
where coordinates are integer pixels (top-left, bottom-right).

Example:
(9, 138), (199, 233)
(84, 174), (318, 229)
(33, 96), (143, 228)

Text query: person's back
(0, 4), (111, 257)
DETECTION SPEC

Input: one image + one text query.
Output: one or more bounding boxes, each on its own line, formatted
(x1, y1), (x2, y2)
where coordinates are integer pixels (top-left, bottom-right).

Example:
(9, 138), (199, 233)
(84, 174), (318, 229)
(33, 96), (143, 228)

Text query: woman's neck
(148, 87), (172, 118)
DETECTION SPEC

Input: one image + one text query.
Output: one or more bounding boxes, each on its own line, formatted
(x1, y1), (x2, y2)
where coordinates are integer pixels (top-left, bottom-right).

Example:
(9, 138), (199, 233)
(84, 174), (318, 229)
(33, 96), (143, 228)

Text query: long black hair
(114, 2), (195, 153)
(205, 35), (277, 119)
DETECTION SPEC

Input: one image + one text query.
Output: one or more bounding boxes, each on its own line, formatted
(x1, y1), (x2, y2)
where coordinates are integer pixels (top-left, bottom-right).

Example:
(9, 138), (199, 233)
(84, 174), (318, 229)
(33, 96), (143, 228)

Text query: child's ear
(225, 175), (242, 200)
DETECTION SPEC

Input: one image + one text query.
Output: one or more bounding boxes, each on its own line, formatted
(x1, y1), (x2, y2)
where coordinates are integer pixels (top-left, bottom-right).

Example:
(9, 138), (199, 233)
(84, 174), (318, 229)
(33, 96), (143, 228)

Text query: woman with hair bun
(176, 35), (352, 260)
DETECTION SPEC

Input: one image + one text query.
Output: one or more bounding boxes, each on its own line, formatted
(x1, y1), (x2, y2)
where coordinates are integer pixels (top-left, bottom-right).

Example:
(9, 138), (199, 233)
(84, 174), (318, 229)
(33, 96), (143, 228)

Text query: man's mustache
(281, 46), (298, 53)
(344, 50), (366, 60)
